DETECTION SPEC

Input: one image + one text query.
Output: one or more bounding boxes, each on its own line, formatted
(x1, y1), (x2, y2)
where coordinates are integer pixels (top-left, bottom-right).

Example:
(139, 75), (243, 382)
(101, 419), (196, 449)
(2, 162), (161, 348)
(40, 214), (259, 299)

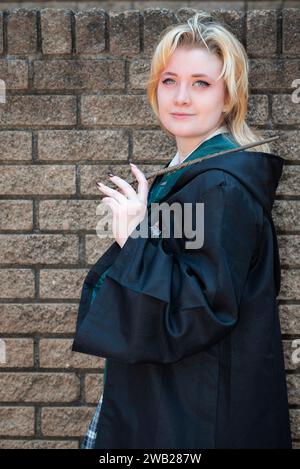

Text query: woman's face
(157, 46), (227, 140)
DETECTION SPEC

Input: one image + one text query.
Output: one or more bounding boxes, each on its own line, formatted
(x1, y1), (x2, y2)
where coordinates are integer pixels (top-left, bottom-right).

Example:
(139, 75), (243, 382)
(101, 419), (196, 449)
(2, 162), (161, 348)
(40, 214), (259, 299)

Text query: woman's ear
(222, 103), (231, 114)
(222, 103), (229, 113)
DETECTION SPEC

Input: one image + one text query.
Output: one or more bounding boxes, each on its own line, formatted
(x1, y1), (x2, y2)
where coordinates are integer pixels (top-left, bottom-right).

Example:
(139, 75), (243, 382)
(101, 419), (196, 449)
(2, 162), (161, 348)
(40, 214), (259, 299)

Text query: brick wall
(0, 1), (298, 13)
(0, 5), (299, 449)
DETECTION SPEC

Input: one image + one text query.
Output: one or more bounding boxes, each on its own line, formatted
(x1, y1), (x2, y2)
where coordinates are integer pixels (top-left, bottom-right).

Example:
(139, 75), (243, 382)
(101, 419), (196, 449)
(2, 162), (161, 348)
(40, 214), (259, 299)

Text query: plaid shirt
(81, 394), (103, 449)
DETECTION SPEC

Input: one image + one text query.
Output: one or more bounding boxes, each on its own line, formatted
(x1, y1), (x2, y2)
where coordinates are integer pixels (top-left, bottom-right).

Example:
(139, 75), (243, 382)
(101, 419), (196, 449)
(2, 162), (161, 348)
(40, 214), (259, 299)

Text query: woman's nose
(174, 86), (191, 105)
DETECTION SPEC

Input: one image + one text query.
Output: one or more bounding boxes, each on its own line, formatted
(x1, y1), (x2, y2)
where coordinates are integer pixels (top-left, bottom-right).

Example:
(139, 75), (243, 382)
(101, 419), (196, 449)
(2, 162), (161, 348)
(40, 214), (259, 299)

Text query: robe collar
(168, 125), (229, 168)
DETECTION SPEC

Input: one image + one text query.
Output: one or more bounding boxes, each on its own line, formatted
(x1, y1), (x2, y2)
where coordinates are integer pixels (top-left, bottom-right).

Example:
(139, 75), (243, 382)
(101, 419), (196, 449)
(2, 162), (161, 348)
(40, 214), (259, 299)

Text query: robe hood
(169, 149), (284, 217)
(164, 148), (284, 297)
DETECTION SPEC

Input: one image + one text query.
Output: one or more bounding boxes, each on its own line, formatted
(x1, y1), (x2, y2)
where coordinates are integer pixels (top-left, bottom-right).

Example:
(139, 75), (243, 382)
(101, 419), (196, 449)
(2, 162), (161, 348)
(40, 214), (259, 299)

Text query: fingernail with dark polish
(107, 171), (114, 177)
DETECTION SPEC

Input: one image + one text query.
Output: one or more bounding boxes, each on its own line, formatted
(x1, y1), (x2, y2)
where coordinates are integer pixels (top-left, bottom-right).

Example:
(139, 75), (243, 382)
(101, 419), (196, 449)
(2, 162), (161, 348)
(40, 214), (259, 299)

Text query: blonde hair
(146, 11), (270, 153)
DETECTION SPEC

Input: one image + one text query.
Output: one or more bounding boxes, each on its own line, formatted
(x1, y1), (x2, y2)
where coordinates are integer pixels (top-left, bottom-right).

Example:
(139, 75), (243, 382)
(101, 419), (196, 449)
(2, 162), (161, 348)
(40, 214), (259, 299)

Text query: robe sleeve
(72, 180), (259, 365)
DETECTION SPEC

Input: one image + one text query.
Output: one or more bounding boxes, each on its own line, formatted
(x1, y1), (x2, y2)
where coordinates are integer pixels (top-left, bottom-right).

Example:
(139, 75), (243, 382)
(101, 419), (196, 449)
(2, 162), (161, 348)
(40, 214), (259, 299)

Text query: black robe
(72, 148), (292, 449)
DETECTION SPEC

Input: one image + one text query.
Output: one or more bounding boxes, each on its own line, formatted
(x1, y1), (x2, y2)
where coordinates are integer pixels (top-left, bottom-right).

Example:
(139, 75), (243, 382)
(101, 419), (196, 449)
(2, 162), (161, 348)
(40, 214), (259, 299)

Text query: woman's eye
(162, 78), (174, 84)
(161, 78), (209, 87)
(194, 80), (209, 87)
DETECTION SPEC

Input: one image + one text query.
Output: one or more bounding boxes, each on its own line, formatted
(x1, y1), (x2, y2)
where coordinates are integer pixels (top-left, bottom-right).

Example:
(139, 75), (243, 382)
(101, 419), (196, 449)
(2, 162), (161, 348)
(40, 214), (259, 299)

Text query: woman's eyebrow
(161, 71), (213, 80)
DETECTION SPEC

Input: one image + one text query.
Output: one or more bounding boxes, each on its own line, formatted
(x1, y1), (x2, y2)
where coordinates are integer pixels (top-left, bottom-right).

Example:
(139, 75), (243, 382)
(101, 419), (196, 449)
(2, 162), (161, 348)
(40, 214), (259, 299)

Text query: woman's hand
(96, 163), (149, 248)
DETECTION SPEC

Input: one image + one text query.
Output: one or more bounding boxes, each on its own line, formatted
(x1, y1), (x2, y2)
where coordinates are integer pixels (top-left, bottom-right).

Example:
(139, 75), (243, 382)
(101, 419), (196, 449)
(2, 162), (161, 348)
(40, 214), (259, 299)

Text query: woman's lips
(171, 113), (195, 119)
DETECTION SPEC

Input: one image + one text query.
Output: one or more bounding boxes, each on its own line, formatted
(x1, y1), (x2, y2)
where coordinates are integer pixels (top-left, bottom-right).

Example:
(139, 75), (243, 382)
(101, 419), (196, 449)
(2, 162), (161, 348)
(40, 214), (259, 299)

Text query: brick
(173, 7), (199, 24)
(81, 95), (156, 126)
(129, 58), (151, 90)
(0, 12), (3, 54)
(39, 200), (103, 231)
(143, 8), (175, 55)
(0, 268), (35, 299)
(0, 131), (32, 161)
(188, 2), (245, 11)
(0, 407), (34, 436)
(279, 304), (300, 335)
(84, 373), (104, 404)
(0, 338), (34, 368)
(0, 439), (79, 449)
(41, 406), (95, 437)
(0, 59), (28, 90)
(283, 340), (300, 371)
(38, 129), (128, 162)
(39, 338), (103, 369)
(248, 1), (282, 9)
(0, 234), (79, 264)
(277, 166), (300, 196)
(41, 8), (72, 55)
(75, 8), (106, 54)
(0, 201), (33, 231)
(279, 269), (300, 301)
(132, 130), (176, 161)
(249, 59), (300, 91)
(103, 1), (131, 10)
(260, 129), (300, 161)
(282, 8), (300, 56)
(7, 8), (37, 55)
(0, 165), (76, 195)
(211, 9), (245, 44)
(285, 0), (300, 6)
(85, 235), (118, 265)
(247, 95), (269, 125)
(0, 373), (79, 402)
(39, 269), (87, 299)
(80, 162), (131, 195)
(0, 303), (77, 334)
(33, 59), (125, 91)
(273, 200), (300, 231)
(0, 96), (76, 127)
(138, 1), (188, 11)
(272, 94), (300, 125)
(290, 409), (300, 439)
(287, 375), (300, 405)
(246, 9), (277, 57)
(109, 10), (140, 57)
(278, 235), (300, 267)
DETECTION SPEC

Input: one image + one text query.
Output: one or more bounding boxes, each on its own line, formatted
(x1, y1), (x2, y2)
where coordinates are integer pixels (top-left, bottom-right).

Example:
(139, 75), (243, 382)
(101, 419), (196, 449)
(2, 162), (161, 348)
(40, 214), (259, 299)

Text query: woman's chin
(170, 128), (200, 138)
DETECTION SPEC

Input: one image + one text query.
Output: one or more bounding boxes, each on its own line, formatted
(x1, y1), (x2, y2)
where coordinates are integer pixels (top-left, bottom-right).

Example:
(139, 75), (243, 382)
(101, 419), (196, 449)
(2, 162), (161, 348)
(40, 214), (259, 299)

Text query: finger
(108, 174), (137, 200)
(96, 182), (126, 204)
(130, 164), (149, 202)
(100, 197), (119, 212)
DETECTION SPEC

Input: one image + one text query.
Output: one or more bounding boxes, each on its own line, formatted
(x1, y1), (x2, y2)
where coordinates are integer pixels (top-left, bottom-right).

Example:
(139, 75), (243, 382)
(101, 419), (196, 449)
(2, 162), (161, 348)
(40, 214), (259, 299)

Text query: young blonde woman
(72, 12), (292, 449)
